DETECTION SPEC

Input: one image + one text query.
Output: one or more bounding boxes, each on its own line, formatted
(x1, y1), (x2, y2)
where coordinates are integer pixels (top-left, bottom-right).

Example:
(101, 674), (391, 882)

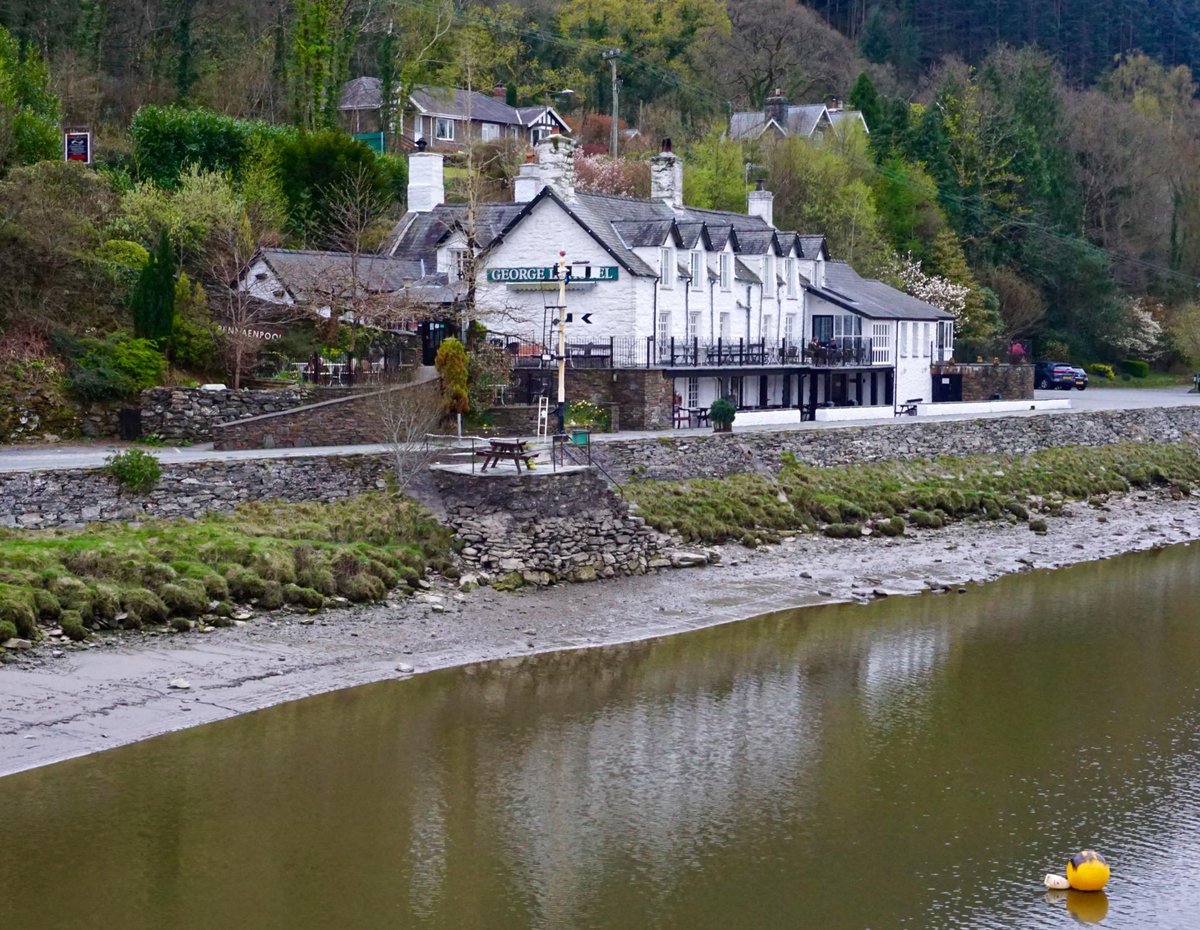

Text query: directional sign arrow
(551, 313), (573, 326)
(580, 313), (593, 324)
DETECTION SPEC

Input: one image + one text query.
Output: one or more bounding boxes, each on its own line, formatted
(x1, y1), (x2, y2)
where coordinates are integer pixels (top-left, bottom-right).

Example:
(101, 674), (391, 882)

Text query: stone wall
(138, 387), (318, 442)
(591, 405), (1200, 482)
(483, 401), (620, 435)
(431, 467), (664, 585)
(932, 363), (1034, 402)
(0, 455), (392, 529)
(568, 368), (674, 431)
(212, 379), (440, 450)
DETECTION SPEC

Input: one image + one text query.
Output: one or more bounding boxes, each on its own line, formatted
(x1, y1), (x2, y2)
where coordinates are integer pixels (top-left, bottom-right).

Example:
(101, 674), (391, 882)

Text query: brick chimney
(650, 138), (683, 208)
(493, 84), (506, 99)
(765, 89), (788, 128)
(826, 96), (842, 112)
(747, 178), (774, 227)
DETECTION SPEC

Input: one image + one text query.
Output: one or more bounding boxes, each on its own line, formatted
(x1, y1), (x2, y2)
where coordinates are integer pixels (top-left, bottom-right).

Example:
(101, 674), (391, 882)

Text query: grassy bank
(624, 442), (1200, 547)
(0, 493), (455, 647)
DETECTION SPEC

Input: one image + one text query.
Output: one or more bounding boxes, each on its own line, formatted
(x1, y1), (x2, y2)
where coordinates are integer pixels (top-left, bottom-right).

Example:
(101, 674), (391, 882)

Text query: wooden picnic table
(474, 437), (537, 472)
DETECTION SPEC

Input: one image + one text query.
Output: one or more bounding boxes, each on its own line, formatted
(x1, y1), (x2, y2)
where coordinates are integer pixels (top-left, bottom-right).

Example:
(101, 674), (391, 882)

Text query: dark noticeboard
(64, 132), (91, 164)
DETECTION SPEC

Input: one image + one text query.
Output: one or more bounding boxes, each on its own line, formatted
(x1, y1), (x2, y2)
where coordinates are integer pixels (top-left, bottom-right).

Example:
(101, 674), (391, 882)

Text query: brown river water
(3, 543), (1200, 929)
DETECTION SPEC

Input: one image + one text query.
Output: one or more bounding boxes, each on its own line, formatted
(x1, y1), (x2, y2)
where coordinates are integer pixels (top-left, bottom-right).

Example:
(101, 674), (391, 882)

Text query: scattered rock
(397, 663), (415, 674)
(2, 638), (33, 651)
(168, 678), (191, 690)
(668, 549), (709, 568)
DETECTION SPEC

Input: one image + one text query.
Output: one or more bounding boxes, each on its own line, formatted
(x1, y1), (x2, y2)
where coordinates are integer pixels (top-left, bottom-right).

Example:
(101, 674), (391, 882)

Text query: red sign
(63, 131), (91, 164)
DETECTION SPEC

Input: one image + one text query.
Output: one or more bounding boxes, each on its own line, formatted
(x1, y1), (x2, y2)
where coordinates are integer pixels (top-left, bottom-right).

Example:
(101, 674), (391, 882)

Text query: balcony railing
(495, 335), (882, 371)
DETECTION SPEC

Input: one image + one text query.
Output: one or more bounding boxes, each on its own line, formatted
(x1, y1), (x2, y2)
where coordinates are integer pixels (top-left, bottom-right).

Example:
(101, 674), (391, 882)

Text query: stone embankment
(593, 405), (1200, 482)
(431, 468), (673, 586)
(0, 456), (392, 528)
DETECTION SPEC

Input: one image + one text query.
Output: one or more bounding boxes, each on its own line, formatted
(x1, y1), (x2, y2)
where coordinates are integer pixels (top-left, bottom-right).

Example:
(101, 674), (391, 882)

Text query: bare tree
(373, 381), (443, 493)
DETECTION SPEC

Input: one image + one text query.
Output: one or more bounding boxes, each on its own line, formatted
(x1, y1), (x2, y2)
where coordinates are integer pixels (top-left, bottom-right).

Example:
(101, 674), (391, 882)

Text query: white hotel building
(384, 136), (955, 419)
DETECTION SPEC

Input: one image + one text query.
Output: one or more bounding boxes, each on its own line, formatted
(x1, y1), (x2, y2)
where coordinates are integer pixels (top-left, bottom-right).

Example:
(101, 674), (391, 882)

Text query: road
(0, 385), (1194, 474)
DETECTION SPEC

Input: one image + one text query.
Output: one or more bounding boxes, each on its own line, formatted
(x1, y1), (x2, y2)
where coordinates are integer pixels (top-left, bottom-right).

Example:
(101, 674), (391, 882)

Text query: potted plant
(710, 397), (736, 433)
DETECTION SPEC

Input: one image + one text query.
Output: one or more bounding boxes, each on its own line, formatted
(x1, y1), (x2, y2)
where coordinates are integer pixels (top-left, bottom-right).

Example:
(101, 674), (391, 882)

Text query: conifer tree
(131, 230), (177, 349)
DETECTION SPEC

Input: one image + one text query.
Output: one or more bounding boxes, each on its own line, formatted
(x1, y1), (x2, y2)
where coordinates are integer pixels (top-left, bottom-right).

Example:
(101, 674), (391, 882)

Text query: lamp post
(602, 49), (621, 158)
(556, 250), (568, 433)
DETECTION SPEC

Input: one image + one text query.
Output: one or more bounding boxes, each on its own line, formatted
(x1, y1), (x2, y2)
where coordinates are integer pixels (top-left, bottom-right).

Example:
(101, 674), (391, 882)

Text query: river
(3, 543), (1200, 929)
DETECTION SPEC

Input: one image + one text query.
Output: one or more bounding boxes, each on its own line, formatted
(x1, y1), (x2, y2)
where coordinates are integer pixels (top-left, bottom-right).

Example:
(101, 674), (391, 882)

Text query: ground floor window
(435, 117), (455, 141)
(686, 376), (699, 408)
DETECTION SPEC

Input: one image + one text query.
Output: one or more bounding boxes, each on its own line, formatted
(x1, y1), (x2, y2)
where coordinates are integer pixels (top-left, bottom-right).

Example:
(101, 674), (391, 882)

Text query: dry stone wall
(431, 467), (665, 585)
(0, 455), (392, 529)
(138, 387), (326, 442)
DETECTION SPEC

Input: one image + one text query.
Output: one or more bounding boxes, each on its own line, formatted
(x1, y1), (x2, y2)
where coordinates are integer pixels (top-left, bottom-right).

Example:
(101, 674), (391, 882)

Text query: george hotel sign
(486, 265), (618, 283)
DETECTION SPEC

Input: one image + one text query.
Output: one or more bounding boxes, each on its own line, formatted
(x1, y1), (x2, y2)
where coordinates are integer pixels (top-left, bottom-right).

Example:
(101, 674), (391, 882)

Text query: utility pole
(556, 250), (568, 433)
(602, 48), (621, 159)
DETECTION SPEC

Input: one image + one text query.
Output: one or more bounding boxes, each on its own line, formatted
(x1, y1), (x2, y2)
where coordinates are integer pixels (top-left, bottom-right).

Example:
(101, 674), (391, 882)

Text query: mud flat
(2, 489), (1198, 777)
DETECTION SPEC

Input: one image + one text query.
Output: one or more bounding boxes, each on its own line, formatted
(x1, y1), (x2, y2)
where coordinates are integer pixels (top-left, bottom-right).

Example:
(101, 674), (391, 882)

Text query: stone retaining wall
(591, 405), (1200, 482)
(931, 363), (1034, 402)
(212, 379), (440, 450)
(138, 387), (349, 443)
(431, 467), (664, 585)
(0, 455), (392, 529)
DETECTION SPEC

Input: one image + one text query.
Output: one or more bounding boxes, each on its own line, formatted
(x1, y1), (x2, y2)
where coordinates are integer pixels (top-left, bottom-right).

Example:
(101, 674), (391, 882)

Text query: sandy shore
(2, 489), (1199, 777)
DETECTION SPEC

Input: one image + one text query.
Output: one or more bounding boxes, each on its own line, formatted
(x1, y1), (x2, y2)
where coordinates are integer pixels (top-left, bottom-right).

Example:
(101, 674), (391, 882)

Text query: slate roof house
(729, 93), (869, 143)
(384, 135), (953, 419)
(338, 78), (570, 151)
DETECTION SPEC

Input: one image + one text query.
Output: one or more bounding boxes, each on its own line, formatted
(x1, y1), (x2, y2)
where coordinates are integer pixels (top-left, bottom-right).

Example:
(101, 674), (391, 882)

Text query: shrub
(1120, 359), (1150, 378)
(104, 448), (162, 493)
(566, 400), (611, 432)
(62, 333), (168, 402)
(1088, 363), (1116, 380)
(169, 617), (193, 633)
(822, 522), (862, 538)
(258, 580), (285, 610)
(338, 572), (385, 603)
(0, 619), (17, 641)
(90, 583), (122, 628)
(59, 611), (88, 642)
(908, 509), (944, 529)
(874, 516), (906, 537)
(121, 588), (168, 626)
(33, 589), (61, 620)
(225, 566), (266, 601)
(283, 584), (325, 609)
(0, 585), (38, 638)
(710, 397), (736, 427)
(435, 337), (470, 415)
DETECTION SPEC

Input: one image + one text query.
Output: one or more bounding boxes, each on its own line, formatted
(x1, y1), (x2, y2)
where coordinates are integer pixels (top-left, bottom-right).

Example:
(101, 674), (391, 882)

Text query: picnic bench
(474, 437), (537, 472)
(896, 398), (922, 416)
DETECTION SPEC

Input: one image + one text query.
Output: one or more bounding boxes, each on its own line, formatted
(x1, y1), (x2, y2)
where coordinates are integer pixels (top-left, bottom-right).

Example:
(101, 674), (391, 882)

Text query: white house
(729, 93), (869, 143)
(384, 135), (953, 418)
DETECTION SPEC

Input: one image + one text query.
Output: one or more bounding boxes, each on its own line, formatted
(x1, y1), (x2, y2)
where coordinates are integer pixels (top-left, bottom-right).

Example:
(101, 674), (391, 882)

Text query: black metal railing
(274, 347), (409, 387)
(485, 335), (881, 371)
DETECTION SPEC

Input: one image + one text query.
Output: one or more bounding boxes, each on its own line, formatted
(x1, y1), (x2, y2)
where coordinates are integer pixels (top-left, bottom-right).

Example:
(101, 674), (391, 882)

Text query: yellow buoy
(1066, 850), (1110, 892)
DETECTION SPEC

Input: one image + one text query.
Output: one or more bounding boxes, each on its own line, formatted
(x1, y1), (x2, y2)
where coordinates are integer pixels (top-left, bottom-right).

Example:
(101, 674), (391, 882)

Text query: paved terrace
(0, 386), (1195, 475)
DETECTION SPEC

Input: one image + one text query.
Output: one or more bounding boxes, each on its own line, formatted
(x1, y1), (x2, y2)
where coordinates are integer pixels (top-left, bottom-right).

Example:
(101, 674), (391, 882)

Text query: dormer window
(660, 247), (674, 288)
(719, 253), (731, 291)
(449, 248), (470, 280)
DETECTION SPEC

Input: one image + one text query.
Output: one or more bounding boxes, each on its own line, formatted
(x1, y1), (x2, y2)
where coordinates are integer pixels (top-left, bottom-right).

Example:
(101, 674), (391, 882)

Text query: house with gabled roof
(384, 134), (954, 420)
(729, 93), (869, 143)
(338, 78), (570, 152)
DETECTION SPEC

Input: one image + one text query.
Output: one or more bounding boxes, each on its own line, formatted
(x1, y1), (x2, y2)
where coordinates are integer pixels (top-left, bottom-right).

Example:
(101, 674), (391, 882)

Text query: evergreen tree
(131, 230), (177, 349)
(849, 72), (882, 133)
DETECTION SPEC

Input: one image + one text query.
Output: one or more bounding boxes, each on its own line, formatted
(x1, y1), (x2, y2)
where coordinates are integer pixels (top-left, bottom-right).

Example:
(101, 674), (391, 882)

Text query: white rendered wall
(242, 260), (293, 304)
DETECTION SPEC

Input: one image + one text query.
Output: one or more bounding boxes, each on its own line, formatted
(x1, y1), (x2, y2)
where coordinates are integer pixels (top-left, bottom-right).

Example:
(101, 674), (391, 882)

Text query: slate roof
(810, 260), (951, 321)
(734, 259), (761, 284)
(798, 235), (828, 259)
(340, 80), (570, 132)
(729, 103), (867, 141)
(259, 249), (432, 296)
(384, 203), (526, 265)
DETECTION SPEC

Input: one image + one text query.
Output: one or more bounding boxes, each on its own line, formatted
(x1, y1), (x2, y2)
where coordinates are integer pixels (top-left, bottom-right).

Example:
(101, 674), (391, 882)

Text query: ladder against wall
(536, 395), (550, 440)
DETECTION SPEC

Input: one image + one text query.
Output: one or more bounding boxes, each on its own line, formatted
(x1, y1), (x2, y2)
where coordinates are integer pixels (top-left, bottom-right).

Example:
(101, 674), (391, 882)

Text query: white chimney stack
(747, 178), (774, 227)
(513, 161), (543, 203)
(650, 138), (683, 208)
(407, 149), (445, 213)
(534, 134), (576, 201)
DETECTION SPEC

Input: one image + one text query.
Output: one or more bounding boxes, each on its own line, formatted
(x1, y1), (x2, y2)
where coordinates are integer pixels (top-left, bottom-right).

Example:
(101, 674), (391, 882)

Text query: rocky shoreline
(2, 486), (1199, 778)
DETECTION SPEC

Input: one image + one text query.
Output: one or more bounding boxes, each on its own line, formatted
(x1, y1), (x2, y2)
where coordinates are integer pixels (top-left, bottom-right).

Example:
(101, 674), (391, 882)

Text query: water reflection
(3, 545), (1200, 929)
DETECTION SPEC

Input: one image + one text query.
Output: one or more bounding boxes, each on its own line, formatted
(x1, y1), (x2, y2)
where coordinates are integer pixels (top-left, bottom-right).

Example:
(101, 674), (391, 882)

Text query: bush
(1120, 359), (1150, 378)
(283, 583), (325, 609)
(0, 619), (17, 641)
(169, 617), (193, 633)
(1088, 362), (1116, 380)
(0, 585), (38, 638)
(710, 397), (736, 427)
(823, 523), (862, 538)
(566, 400), (611, 432)
(159, 581), (207, 617)
(104, 448), (162, 493)
(61, 333), (167, 402)
(33, 589), (61, 620)
(121, 588), (168, 626)
(258, 580), (285, 610)
(435, 337), (470, 415)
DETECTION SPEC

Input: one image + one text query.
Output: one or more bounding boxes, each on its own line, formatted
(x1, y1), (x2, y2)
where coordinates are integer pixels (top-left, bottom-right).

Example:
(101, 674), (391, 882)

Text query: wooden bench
(475, 438), (537, 472)
(896, 398), (922, 417)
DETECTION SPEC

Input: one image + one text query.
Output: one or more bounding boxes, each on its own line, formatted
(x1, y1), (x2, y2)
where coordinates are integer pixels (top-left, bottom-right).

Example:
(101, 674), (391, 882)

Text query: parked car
(1070, 366), (1089, 391)
(1034, 361), (1077, 390)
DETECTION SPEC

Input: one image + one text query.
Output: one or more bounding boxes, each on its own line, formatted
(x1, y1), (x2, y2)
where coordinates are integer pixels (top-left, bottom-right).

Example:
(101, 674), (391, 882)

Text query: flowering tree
(1115, 298), (1165, 360)
(894, 252), (970, 319)
(574, 156), (649, 198)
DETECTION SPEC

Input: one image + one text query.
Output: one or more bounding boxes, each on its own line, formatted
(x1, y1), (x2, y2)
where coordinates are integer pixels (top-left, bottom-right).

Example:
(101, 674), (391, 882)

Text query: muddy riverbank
(3, 488), (1199, 777)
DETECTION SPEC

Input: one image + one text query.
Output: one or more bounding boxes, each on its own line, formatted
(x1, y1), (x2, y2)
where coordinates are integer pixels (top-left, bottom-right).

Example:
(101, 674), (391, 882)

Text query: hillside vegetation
(1, 0), (1199, 439)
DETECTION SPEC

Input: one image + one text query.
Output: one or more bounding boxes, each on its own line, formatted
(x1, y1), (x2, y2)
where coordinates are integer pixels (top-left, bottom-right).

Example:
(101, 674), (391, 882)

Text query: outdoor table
(688, 407), (710, 428)
(475, 438), (536, 472)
